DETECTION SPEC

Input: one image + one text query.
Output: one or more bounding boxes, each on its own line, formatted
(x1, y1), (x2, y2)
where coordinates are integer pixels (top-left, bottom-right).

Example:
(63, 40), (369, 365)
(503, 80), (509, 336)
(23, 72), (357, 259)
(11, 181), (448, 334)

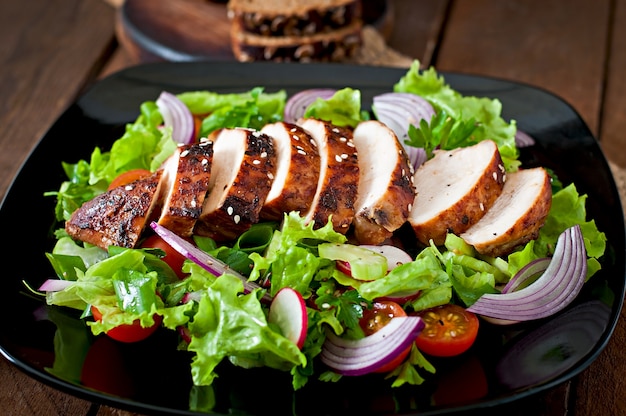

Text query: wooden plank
(0, 0), (118, 413)
(573, 3), (626, 411)
(433, 0), (610, 137)
(0, 357), (93, 415)
(0, 0), (117, 200)
(387, 0), (450, 67)
(599, 0), (626, 167)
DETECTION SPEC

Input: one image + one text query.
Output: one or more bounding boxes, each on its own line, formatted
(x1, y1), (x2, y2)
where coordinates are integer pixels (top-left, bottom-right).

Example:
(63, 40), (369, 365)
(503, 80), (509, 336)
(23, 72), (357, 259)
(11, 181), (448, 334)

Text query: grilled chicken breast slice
(352, 120), (416, 244)
(65, 170), (164, 249)
(194, 128), (276, 241)
(460, 167), (552, 257)
(297, 118), (359, 233)
(409, 139), (506, 246)
(157, 140), (214, 236)
(259, 121), (321, 221)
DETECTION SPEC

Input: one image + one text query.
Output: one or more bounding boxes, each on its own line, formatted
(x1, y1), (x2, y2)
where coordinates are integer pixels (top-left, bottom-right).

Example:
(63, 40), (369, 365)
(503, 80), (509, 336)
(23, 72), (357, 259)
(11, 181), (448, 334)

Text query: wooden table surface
(1, 0), (625, 415)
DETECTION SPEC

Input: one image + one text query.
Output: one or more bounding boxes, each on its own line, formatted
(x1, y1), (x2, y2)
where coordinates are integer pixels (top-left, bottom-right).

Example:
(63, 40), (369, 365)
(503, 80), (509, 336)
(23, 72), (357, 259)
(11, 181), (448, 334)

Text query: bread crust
(229, 0), (361, 37)
(231, 20), (362, 62)
(227, 0), (358, 16)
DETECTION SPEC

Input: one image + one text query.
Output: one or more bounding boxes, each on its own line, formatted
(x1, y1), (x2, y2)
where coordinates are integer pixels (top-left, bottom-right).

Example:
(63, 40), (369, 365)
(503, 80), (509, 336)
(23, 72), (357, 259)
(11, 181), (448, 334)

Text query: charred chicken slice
(65, 170), (164, 249)
(351, 120), (416, 244)
(297, 118), (359, 233)
(409, 139), (506, 246)
(259, 121), (321, 221)
(460, 167), (552, 257)
(157, 140), (214, 237)
(194, 128), (276, 241)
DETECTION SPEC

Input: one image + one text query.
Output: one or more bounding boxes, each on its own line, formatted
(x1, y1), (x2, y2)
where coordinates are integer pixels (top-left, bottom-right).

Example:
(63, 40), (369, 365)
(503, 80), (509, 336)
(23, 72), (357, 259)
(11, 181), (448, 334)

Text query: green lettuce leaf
(187, 274), (306, 387)
(394, 61), (520, 171)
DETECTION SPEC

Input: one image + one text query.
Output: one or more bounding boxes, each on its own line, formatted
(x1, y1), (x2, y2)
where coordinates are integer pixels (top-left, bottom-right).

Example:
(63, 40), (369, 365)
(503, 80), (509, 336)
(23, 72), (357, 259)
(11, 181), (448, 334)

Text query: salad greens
(40, 60), (606, 399)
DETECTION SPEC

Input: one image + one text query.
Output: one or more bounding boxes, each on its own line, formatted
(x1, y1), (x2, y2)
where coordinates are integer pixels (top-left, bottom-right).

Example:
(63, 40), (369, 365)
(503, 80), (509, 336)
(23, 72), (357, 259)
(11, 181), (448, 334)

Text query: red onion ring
(156, 91), (195, 145)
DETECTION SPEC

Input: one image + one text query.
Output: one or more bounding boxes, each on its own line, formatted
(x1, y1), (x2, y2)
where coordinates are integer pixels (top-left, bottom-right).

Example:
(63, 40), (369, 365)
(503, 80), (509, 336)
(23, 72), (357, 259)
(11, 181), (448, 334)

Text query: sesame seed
(234, 214), (241, 224)
(492, 172), (497, 181)
(346, 141), (355, 147)
(297, 149), (306, 155)
(310, 139), (317, 147)
(339, 136), (347, 142)
(341, 153), (348, 159)
(292, 134), (300, 140)
(253, 160), (261, 165)
(201, 159), (208, 165)
(332, 128), (340, 133)
(290, 127), (297, 132)
(124, 185), (134, 191)
(180, 150), (189, 157)
(260, 151), (267, 158)
(191, 199), (197, 208)
(480, 202), (484, 211)
(227, 206), (234, 215)
(408, 203), (412, 211)
(335, 155), (342, 162)
(268, 172), (274, 180)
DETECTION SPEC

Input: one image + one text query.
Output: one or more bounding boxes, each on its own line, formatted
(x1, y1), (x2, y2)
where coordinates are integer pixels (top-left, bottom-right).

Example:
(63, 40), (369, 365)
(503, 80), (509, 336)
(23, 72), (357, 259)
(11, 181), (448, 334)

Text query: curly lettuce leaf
(303, 88), (368, 127)
(187, 274), (306, 387)
(395, 61), (520, 171)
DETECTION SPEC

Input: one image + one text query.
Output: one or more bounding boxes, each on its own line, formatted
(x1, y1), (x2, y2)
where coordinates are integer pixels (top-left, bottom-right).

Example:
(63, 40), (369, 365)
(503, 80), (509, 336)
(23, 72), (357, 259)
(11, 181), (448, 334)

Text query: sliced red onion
(501, 257), (552, 294)
(38, 279), (74, 292)
(156, 91), (195, 145)
(150, 222), (269, 301)
(320, 316), (424, 376)
(466, 225), (587, 323)
(372, 93), (435, 170)
(284, 88), (337, 123)
(515, 129), (535, 148)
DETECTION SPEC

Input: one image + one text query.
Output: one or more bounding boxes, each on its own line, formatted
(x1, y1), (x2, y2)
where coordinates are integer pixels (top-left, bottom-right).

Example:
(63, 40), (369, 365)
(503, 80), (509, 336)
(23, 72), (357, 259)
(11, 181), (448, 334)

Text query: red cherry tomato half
(140, 234), (189, 279)
(359, 301), (411, 373)
(107, 169), (152, 190)
(91, 306), (162, 343)
(413, 304), (479, 357)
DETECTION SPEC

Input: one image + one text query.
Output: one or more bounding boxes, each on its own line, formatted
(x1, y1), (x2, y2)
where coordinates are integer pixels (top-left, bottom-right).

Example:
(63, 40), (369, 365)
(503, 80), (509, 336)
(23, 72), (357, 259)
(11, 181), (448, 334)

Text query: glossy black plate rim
(0, 61), (624, 416)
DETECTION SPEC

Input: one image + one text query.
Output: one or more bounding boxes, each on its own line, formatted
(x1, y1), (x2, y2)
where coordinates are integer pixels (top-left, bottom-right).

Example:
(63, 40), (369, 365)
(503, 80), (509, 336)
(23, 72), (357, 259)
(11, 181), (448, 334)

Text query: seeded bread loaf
(228, 0), (363, 62)
(228, 0), (362, 37)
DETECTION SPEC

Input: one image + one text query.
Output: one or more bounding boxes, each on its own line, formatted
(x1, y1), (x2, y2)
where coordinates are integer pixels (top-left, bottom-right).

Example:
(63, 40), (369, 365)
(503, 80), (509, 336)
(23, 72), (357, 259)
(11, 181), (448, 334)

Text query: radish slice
(156, 91), (195, 145)
(150, 222), (269, 301)
(320, 316), (425, 376)
(268, 287), (308, 349)
(466, 225), (587, 323)
(372, 92), (435, 169)
(38, 279), (74, 292)
(284, 88), (337, 123)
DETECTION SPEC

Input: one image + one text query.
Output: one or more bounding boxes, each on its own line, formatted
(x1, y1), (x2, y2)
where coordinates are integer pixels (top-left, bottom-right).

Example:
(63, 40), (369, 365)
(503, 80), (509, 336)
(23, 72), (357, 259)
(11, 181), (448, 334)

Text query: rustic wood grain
(433, 0), (610, 137)
(385, 0), (450, 67)
(0, 0), (120, 414)
(0, 0), (624, 415)
(599, 0), (626, 168)
(0, 0), (117, 200)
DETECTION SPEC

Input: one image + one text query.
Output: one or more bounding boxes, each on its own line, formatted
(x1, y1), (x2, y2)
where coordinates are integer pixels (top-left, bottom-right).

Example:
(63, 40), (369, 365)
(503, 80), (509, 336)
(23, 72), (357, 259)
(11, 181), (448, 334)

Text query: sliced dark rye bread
(230, 19), (362, 62)
(227, 0), (362, 37)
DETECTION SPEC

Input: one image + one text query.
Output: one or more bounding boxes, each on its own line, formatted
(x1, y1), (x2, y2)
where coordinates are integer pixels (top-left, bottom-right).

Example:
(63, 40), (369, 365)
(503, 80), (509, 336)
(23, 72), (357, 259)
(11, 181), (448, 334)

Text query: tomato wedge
(413, 304), (479, 357)
(359, 300), (411, 373)
(140, 234), (189, 279)
(91, 306), (162, 343)
(107, 169), (152, 190)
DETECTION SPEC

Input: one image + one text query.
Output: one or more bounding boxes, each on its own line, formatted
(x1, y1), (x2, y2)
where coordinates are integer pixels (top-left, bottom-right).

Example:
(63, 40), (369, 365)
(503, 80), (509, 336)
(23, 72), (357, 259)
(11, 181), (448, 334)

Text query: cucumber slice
(318, 243), (388, 281)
